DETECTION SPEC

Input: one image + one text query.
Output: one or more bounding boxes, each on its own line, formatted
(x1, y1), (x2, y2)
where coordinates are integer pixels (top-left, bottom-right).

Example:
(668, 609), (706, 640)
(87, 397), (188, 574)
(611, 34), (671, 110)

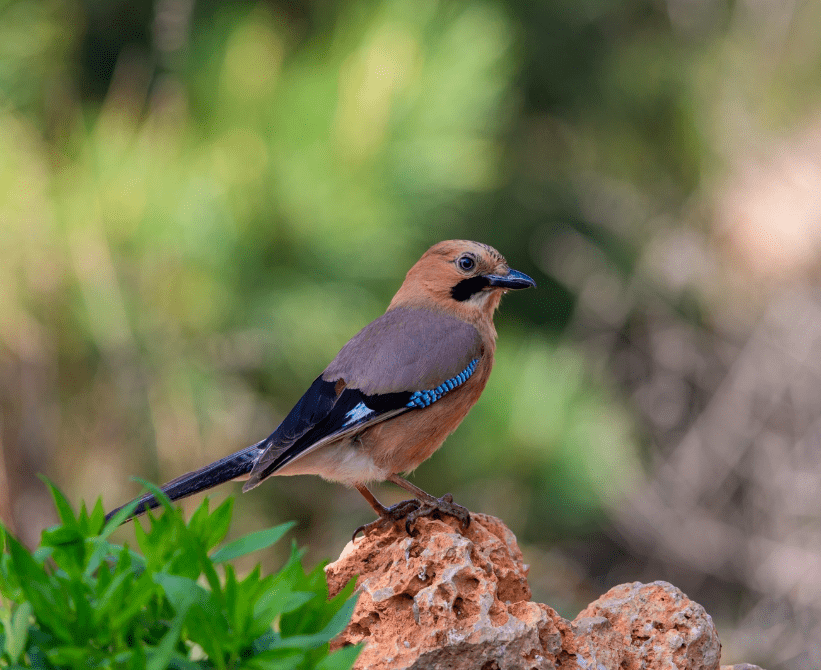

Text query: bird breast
(357, 352), (494, 476)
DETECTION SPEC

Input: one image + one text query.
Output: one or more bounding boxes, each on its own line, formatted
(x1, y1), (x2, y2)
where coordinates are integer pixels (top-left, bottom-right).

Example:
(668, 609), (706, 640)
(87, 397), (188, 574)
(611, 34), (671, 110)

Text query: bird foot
(351, 494), (471, 542)
(352, 499), (421, 541)
(403, 493), (470, 536)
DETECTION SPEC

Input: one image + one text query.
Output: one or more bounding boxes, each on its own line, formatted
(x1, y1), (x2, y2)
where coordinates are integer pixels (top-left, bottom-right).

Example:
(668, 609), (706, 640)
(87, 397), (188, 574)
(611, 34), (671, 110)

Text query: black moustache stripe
(451, 276), (490, 302)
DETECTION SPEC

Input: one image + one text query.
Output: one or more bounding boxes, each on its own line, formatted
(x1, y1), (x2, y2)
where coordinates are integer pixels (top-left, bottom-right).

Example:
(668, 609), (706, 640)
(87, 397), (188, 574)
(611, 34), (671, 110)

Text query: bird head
(389, 240), (536, 322)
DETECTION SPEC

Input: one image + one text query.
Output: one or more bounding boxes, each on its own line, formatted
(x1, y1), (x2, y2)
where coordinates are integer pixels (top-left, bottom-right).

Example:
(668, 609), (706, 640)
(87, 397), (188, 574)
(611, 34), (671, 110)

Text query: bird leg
(387, 474), (471, 535)
(352, 477), (471, 540)
(352, 484), (421, 541)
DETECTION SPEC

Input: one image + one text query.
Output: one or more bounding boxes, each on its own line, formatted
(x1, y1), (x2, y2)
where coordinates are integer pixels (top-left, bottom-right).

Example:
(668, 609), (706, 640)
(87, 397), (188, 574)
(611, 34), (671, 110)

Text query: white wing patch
(344, 401), (375, 426)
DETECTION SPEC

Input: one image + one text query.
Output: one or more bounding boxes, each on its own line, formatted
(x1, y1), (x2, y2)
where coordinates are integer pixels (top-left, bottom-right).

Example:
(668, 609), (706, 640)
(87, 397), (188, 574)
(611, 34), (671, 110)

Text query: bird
(105, 240), (535, 537)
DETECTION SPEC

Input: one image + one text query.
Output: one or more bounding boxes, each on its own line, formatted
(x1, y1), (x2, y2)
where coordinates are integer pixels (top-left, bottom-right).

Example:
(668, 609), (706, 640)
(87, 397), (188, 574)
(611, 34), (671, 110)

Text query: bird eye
(457, 255), (475, 272)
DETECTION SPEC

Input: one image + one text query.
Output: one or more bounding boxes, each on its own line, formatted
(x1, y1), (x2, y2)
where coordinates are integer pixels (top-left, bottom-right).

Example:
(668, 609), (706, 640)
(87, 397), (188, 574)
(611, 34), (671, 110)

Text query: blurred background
(1, 0), (820, 666)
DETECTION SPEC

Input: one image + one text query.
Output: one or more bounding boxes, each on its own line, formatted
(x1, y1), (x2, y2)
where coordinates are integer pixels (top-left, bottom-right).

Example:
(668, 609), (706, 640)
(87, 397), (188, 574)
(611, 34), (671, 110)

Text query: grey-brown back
(322, 307), (482, 395)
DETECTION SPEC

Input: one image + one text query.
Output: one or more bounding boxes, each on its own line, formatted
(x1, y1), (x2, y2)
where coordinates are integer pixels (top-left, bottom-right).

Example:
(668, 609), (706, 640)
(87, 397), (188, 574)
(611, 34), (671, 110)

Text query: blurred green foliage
(0, 481), (359, 668)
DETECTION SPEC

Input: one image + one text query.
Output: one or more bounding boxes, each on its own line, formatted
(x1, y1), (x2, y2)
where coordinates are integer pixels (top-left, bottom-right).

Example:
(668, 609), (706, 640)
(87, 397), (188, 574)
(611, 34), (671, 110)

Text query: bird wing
(243, 307), (482, 489)
(322, 306), (482, 394)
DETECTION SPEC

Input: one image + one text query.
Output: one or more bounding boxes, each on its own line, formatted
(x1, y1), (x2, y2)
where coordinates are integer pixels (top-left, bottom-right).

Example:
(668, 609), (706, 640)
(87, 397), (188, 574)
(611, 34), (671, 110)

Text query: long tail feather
(104, 442), (264, 525)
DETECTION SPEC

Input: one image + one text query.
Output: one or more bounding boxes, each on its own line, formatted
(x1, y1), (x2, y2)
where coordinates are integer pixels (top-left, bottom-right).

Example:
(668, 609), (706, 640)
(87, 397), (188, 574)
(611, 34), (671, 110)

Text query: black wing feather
(272, 376), (340, 446)
(244, 376), (411, 488)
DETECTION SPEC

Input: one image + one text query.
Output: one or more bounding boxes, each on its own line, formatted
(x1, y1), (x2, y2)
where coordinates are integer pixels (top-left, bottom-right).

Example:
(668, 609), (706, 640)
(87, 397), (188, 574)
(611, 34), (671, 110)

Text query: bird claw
(404, 493), (470, 536)
(352, 494), (471, 541)
(352, 499), (421, 542)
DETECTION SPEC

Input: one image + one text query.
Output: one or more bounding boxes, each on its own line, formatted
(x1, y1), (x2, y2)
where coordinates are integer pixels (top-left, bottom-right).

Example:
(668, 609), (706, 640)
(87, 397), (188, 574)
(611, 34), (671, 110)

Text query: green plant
(0, 481), (360, 669)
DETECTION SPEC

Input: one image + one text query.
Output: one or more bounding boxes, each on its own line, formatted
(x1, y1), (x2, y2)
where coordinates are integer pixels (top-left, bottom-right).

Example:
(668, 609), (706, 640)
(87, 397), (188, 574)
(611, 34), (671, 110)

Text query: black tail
(104, 442), (264, 525)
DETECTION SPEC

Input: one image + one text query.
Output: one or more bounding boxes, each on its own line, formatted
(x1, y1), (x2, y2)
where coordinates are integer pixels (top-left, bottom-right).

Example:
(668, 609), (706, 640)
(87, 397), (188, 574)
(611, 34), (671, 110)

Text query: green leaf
(40, 525), (83, 548)
(254, 589), (315, 626)
(31, 546), (54, 563)
(315, 644), (363, 670)
(48, 643), (104, 665)
(39, 476), (77, 528)
(6, 533), (70, 641)
(127, 642), (147, 670)
(145, 606), (188, 670)
(100, 496), (143, 539)
(153, 573), (209, 612)
(78, 498), (107, 535)
(107, 572), (158, 631)
(276, 591), (358, 650)
(4, 601), (32, 662)
(188, 497), (233, 551)
(278, 574), (358, 651)
(210, 522), (295, 563)
(93, 569), (133, 622)
(184, 602), (233, 665)
(83, 537), (124, 577)
(243, 648), (303, 670)
(40, 525), (86, 579)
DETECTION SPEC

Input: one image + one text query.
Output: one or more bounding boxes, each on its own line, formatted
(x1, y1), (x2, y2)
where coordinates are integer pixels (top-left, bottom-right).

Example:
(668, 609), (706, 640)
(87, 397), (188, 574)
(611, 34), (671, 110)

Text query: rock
(555, 615), (624, 669)
(326, 513), (759, 670)
(326, 513), (561, 670)
(576, 581), (721, 670)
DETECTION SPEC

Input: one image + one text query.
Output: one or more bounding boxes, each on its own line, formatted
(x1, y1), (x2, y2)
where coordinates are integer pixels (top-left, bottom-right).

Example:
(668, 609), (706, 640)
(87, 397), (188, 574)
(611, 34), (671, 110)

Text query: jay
(106, 240), (535, 536)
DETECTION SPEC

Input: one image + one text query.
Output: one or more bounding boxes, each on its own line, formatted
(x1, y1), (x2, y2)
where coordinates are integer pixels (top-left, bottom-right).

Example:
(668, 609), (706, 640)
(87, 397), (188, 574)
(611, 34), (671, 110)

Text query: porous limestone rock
(325, 513), (759, 670)
(326, 513), (561, 669)
(576, 581), (721, 670)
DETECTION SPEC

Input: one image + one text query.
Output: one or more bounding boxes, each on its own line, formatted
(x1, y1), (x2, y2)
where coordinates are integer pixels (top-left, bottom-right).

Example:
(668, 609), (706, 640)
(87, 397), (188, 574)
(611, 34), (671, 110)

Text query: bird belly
(272, 436), (390, 486)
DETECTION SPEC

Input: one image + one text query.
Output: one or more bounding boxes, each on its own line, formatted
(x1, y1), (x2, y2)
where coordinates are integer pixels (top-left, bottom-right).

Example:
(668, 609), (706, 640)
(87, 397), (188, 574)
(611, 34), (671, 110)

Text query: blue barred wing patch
(406, 358), (479, 409)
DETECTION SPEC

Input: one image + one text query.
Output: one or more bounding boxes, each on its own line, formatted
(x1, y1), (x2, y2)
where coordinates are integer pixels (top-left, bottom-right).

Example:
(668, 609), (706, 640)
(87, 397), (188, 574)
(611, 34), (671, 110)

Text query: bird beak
(484, 268), (536, 290)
